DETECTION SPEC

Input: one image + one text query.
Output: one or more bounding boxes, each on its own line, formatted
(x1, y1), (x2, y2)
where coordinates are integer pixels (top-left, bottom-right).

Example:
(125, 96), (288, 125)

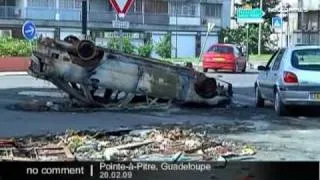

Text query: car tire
(274, 91), (288, 116)
(203, 68), (208, 73)
(255, 86), (264, 108)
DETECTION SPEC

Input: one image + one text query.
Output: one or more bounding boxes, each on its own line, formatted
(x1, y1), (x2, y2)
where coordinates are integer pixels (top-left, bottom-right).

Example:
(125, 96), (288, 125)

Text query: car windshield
(207, 46), (233, 54)
(291, 49), (320, 71)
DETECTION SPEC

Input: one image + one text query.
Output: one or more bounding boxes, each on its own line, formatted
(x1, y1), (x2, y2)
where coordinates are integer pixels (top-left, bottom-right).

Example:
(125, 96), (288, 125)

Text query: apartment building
(293, 0), (320, 45)
(270, 0), (320, 46)
(0, 0), (231, 58)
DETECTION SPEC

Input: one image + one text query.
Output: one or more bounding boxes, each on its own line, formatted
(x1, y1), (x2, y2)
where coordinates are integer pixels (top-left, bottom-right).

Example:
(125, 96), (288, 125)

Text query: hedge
(0, 37), (34, 57)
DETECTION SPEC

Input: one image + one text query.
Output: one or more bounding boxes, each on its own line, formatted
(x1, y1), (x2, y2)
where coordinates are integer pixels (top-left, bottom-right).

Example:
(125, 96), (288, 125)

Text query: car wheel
(203, 68), (208, 73)
(274, 91), (288, 116)
(255, 86), (264, 108)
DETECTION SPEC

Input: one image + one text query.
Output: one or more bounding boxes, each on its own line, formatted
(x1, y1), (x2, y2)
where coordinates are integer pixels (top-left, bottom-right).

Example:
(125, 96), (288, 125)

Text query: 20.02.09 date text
(100, 171), (133, 179)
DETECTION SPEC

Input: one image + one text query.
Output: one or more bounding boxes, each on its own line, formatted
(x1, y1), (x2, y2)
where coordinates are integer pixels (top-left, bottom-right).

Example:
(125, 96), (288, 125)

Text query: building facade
(0, 0), (231, 58)
(294, 0), (320, 45)
(271, 0), (320, 47)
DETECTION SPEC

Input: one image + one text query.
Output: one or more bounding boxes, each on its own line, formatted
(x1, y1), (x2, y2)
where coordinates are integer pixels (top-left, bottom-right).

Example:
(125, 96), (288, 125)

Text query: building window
(134, 0), (142, 13)
(203, 4), (222, 18)
(60, 0), (82, 9)
(60, 0), (73, 9)
(170, 3), (197, 17)
(145, 0), (168, 14)
(28, 0), (55, 8)
(75, 0), (83, 8)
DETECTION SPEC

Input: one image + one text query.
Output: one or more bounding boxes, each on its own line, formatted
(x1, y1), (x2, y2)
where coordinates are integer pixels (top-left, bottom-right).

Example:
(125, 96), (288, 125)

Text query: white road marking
(18, 91), (67, 98)
(0, 72), (28, 76)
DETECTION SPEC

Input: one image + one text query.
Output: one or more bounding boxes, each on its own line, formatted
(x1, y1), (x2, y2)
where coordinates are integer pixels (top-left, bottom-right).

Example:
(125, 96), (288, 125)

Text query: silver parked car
(255, 45), (320, 116)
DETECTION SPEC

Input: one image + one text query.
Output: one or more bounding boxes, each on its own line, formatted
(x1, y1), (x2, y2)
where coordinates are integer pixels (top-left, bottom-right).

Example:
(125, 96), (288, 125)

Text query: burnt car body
(28, 36), (232, 108)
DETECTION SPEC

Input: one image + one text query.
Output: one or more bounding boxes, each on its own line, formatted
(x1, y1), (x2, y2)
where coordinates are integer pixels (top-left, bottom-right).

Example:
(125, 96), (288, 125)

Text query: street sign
(109, 0), (134, 18)
(272, 16), (282, 29)
(207, 23), (215, 32)
(112, 20), (130, 29)
(236, 8), (265, 23)
(22, 20), (36, 40)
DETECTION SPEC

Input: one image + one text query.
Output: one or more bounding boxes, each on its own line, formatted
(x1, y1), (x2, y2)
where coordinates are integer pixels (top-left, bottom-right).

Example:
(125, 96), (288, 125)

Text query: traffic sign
(112, 20), (130, 29)
(109, 0), (134, 18)
(236, 8), (265, 23)
(272, 16), (282, 29)
(22, 20), (36, 41)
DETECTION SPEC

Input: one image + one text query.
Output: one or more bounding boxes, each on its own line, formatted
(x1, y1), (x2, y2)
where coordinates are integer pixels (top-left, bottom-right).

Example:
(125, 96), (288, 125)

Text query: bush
(155, 33), (171, 58)
(107, 36), (135, 54)
(0, 37), (33, 57)
(107, 37), (120, 50)
(137, 42), (153, 57)
(121, 36), (135, 54)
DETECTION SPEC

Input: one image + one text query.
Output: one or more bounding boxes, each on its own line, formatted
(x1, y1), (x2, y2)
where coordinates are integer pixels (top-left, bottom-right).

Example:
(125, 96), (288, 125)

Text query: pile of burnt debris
(0, 128), (255, 162)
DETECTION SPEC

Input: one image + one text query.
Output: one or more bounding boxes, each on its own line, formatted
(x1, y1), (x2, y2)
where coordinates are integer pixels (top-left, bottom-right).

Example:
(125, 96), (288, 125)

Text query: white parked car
(254, 45), (320, 116)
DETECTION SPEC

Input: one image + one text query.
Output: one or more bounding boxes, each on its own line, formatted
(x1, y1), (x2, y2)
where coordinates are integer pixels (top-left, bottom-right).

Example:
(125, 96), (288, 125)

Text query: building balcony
(0, 6), (222, 30)
(88, 11), (170, 25)
(0, 6), (22, 19)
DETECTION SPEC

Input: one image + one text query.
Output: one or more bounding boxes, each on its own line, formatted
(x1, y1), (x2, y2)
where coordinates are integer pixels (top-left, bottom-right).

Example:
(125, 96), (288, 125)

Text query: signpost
(272, 16), (282, 29)
(109, 0), (134, 18)
(236, 8), (265, 24)
(112, 20), (130, 29)
(22, 20), (37, 53)
(109, 0), (134, 52)
(22, 20), (36, 41)
(199, 23), (215, 63)
(236, 7), (265, 61)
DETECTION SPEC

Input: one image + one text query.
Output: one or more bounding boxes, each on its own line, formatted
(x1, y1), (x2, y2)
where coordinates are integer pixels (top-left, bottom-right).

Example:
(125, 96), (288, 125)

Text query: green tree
(155, 33), (171, 58)
(219, 0), (280, 54)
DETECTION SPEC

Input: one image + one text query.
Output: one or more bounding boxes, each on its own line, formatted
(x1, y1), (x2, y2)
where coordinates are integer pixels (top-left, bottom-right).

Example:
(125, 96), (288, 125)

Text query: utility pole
(300, 0), (304, 43)
(81, 0), (88, 39)
(280, 0), (283, 48)
(175, 0), (178, 58)
(246, 23), (249, 61)
(258, 0), (263, 55)
(287, 5), (290, 47)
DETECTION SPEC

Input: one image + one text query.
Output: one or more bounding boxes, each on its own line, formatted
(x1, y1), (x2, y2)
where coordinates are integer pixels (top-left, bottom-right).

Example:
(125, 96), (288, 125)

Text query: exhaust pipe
(194, 74), (217, 99)
(76, 40), (97, 61)
(54, 38), (97, 61)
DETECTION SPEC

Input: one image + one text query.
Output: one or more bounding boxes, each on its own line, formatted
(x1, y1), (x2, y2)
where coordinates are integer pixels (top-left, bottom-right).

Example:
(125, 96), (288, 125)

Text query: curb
(0, 72), (28, 76)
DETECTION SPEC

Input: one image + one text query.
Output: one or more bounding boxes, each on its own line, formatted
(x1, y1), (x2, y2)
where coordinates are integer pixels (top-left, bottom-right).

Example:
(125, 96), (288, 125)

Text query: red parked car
(201, 44), (247, 73)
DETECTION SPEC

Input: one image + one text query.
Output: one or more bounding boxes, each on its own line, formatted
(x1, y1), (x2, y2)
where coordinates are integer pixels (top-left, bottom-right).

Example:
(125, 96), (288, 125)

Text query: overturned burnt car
(28, 36), (232, 108)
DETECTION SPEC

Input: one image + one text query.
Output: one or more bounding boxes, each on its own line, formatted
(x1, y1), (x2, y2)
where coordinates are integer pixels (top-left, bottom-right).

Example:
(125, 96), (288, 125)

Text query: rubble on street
(0, 127), (256, 162)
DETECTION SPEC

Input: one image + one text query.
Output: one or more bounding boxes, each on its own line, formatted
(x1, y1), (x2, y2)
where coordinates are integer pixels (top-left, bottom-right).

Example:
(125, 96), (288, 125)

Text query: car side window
(272, 49), (286, 71)
(266, 50), (280, 70)
(234, 47), (240, 57)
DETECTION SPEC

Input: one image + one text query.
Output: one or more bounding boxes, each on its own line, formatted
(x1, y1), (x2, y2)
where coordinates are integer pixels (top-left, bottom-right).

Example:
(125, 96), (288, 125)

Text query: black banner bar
(0, 162), (318, 180)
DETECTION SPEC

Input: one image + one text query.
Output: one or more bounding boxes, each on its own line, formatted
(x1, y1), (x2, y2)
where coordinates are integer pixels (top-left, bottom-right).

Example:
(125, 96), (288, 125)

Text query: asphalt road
(1, 71), (320, 160)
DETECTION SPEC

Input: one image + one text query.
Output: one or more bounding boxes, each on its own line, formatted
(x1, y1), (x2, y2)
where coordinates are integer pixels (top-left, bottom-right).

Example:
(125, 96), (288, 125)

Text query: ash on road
(0, 72), (320, 161)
